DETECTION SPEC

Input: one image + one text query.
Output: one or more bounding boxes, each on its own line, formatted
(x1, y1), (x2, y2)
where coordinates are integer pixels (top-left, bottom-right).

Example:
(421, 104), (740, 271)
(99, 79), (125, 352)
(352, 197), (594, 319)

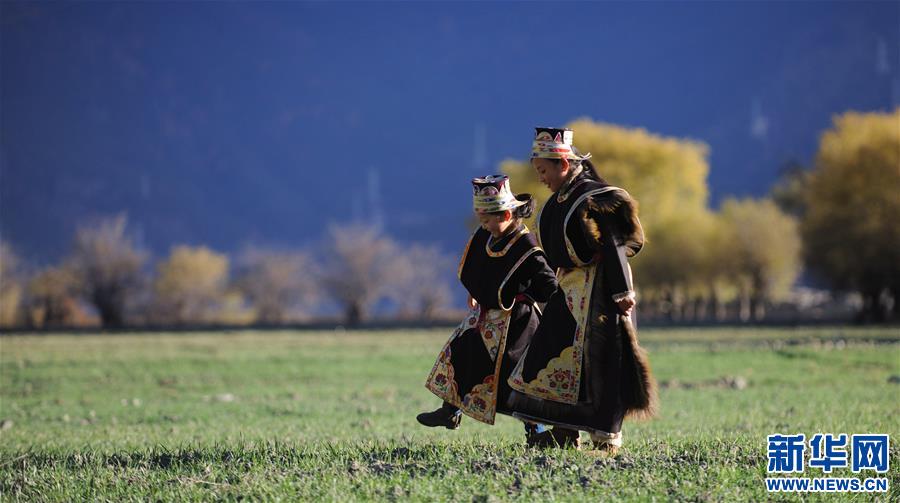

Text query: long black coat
(507, 174), (657, 434)
(425, 225), (558, 424)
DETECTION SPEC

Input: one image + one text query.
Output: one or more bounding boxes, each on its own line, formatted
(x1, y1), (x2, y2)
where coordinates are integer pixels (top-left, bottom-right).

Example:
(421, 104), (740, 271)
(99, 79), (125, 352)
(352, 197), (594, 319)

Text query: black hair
(513, 194), (535, 219)
(580, 158), (608, 185)
(547, 152), (608, 185)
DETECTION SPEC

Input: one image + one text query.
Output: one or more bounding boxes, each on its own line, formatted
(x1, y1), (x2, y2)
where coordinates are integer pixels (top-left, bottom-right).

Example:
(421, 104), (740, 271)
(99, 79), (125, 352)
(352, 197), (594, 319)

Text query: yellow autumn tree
(636, 208), (724, 321)
(719, 197), (802, 321)
(802, 108), (900, 321)
(0, 243), (23, 327)
(27, 265), (79, 327)
(153, 245), (229, 324)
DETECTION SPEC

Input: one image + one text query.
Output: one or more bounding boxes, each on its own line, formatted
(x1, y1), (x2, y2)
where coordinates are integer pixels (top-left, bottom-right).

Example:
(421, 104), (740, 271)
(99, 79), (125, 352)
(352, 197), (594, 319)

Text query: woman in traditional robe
(419, 175), (557, 435)
(507, 127), (657, 455)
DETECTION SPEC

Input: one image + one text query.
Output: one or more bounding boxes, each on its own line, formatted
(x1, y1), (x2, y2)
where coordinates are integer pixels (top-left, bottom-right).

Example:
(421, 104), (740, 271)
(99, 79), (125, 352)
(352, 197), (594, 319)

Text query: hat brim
(474, 194), (530, 214)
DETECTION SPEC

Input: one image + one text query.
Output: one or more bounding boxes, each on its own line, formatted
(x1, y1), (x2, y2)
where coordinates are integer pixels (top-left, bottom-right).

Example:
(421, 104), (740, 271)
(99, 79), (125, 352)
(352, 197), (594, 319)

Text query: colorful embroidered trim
(485, 225), (529, 258)
(424, 305), (513, 425)
(555, 166), (586, 203)
(497, 247), (541, 311)
(507, 265), (596, 404)
(472, 175), (527, 214)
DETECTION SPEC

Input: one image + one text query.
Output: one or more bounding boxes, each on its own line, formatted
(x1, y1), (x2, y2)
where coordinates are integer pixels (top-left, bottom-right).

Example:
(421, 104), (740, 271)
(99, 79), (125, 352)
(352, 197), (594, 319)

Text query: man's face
(532, 157), (569, 192)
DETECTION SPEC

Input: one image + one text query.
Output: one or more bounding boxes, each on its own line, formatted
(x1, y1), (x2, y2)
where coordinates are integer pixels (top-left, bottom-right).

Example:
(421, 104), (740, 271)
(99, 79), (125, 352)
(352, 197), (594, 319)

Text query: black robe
(424, 225), (557, 424)
(507, 174), (657, 434)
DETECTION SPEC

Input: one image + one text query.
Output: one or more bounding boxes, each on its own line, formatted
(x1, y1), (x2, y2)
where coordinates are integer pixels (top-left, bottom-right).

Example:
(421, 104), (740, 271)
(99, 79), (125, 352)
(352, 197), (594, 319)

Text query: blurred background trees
(0, 218), (457, 329)
(800, 109), (900, 322)
(233, 247), (319, 324)
(391, 244), (454, 321)
(152, 246), (229, 325)
(718, 198), (802, 321)
(504, 118), (805, 322)
(0, 110), (896, 329)
(316, 226), (455, 326)
(67, 215), (147, 328)
(318, 224), (407, 326)
(0, 243), (24, 327)
(26, 265), (79, 328)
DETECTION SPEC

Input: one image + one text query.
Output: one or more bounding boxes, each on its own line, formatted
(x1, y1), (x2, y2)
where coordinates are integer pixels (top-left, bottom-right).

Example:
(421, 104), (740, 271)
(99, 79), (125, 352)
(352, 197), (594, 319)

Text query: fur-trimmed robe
(506, 173), (657, 434)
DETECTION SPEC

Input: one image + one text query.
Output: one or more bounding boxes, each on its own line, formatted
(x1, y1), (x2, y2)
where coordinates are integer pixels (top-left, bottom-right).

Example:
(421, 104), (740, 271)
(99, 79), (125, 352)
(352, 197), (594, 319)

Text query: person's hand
(616, 297), (635, 317)
(467, 296), (478, 309)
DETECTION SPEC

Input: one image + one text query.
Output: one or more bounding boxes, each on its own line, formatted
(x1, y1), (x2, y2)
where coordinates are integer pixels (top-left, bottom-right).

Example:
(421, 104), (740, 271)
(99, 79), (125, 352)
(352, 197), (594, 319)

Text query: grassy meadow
(1, 326), (898, 501)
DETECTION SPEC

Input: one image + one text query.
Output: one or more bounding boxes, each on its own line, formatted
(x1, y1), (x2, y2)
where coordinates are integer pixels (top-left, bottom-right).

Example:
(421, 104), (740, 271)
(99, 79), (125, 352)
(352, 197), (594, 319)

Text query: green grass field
(1, 327), (898, 501)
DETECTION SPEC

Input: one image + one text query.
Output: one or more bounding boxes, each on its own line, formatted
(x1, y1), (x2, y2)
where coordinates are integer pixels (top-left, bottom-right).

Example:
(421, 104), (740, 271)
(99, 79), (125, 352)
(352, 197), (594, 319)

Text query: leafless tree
(318, 223), (404, 326)
(392, 244), (454, 321)
(68, 214), (147, 328)
(233, 246), (319, 324)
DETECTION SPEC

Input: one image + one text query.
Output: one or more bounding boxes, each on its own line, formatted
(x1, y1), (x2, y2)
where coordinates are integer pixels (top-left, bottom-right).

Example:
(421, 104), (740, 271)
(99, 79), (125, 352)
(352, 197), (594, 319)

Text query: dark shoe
(416, 405), (462, 430)
(526, 429), (554, 448)
(550, 428), (582, 449)
(526, 427), (581, 449)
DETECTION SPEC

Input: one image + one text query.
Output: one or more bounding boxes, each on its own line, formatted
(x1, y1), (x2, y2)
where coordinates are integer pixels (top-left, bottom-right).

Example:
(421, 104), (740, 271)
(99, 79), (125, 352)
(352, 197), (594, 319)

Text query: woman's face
(532, 157), (569, 192)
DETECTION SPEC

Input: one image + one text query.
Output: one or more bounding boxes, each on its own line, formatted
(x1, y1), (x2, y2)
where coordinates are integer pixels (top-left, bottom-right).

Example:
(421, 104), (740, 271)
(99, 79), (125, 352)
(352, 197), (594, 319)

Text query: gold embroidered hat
(531, 127), (591, 161)
(472, 175), (528, 214)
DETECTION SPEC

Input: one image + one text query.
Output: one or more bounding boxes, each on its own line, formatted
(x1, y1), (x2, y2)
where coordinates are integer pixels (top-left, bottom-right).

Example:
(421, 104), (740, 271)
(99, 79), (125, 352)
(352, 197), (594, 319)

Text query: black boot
(527, 427), (581, 449)
(524, 422), (552, 448)
(550, 427), (582, 449)
(416, 402), (462, 430)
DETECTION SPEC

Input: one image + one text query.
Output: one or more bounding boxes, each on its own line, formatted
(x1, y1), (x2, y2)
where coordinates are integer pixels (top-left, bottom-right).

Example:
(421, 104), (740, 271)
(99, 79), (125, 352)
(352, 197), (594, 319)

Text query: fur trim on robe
(579, 188), (644, 258)
(582, 188), (656, 419)
(620, 317), (658, 420)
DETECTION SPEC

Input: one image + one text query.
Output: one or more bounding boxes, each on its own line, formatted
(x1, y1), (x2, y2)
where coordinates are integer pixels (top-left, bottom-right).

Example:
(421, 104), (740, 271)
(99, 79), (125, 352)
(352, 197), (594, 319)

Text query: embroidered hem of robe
(424, 305), (512, 424)
(507, 264), (596, 404)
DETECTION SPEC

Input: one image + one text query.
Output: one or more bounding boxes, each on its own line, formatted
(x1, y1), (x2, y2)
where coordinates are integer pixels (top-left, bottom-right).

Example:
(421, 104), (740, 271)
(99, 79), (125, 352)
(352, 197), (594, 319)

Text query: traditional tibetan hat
(472, 175), (528, 214)
(531, 126), (591, 161)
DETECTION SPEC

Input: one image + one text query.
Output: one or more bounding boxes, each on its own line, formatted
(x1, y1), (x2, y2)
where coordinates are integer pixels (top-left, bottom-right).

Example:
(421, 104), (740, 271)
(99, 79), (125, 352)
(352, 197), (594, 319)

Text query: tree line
(1, 108), (897, 328)
(502, 109), (898, 323)
(0, 221), (456, 329)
